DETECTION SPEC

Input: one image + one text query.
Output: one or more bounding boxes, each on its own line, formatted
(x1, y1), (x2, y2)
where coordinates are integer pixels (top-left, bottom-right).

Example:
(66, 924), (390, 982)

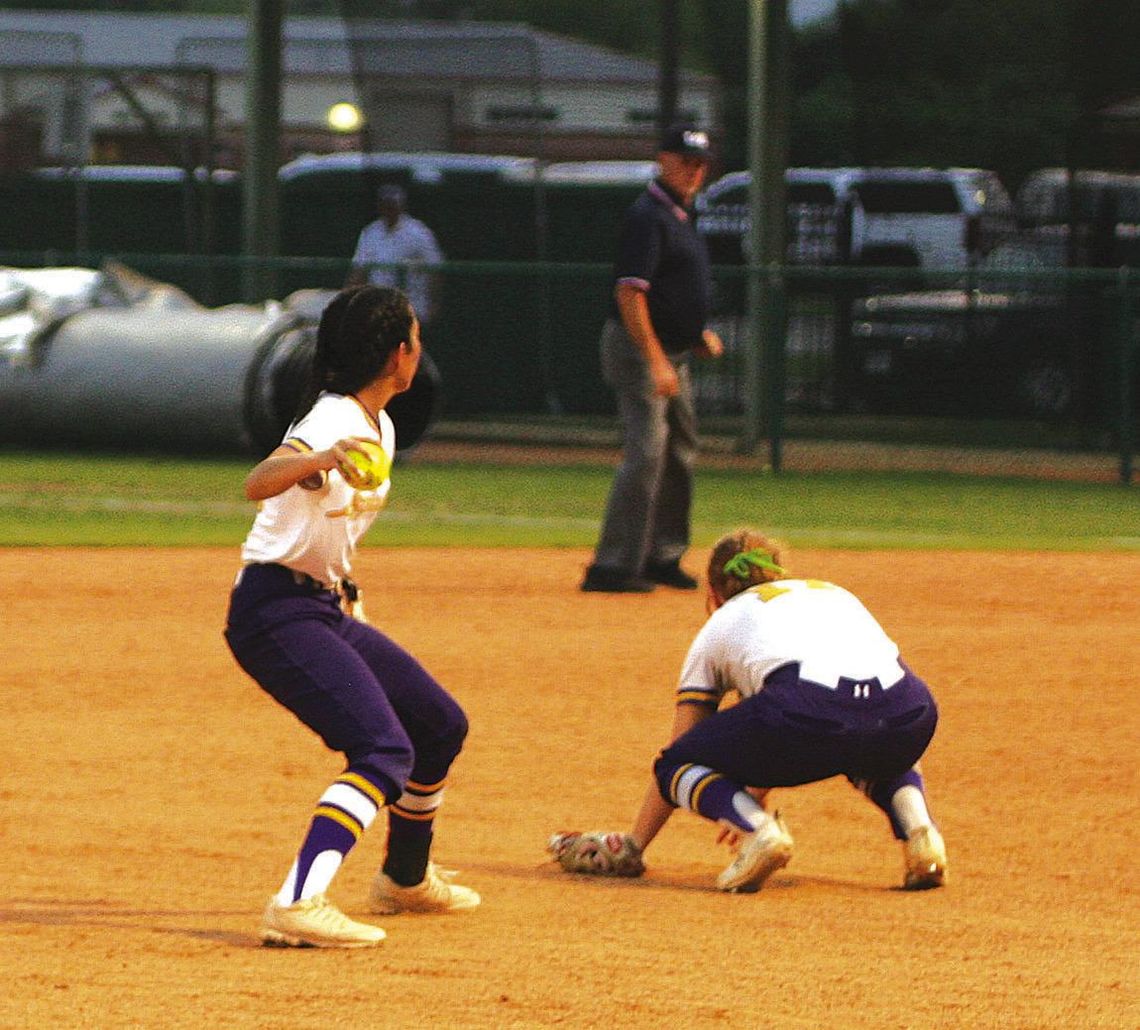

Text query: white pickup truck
(696, 166), (1014, 271)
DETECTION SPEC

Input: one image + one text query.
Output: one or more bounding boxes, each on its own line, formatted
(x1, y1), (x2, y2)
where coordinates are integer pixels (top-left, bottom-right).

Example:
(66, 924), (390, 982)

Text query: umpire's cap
(658, 123), (712, 160)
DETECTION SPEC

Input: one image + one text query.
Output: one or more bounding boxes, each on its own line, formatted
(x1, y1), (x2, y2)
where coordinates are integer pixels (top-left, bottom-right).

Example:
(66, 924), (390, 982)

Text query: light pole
(743, 0), (789, 466)
(243, 0), (282, 303)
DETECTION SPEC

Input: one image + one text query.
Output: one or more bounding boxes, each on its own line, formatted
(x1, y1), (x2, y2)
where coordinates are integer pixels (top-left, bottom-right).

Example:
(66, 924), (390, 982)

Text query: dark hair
(295, 285), (413, 418)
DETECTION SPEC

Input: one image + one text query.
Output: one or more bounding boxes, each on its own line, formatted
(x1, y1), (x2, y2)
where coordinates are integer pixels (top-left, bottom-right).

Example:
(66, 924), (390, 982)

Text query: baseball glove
(547, 830), (645, 877)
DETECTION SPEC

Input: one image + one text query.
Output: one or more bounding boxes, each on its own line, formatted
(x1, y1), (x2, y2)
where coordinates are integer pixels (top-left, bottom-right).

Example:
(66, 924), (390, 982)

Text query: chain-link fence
(0, 247), (1135, 481)
(2, 122), (1137, 481)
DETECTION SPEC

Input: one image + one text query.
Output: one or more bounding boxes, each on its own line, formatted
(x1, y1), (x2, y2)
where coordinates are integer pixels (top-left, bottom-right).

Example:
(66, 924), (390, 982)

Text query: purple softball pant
(656, 661), (937, 791)
(223, 563), (468, 806)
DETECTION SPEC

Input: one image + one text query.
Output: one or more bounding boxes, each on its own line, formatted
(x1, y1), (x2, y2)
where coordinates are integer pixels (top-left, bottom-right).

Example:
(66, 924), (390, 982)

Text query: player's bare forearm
(629, 702), (714, 851)
(629, 779), (675, 852)
(244, 445), (339, 501)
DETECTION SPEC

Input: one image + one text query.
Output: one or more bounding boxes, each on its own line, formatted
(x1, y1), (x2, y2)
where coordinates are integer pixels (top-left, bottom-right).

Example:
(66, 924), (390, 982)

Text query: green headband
(723, 547), (785, 580)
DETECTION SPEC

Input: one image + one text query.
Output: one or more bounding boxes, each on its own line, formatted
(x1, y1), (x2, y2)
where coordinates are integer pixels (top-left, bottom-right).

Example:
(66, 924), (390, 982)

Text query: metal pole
(1117, 266), (1134, 486)
(741, 1), (769, 456)
(527, 30), (559, 414)
(72, 66), (90, 255)
(766, 0), (789, 471)
(202, 68), (218, 304)
(242, 0), (283, 303)
(743, 0), (788, 467)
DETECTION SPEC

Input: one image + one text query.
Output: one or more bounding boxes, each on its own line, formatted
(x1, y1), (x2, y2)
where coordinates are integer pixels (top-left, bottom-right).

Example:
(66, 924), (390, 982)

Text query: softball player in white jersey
(225, 285), (478, 949)
(238, 391), (394, 584)
(553, 528), (948, 892)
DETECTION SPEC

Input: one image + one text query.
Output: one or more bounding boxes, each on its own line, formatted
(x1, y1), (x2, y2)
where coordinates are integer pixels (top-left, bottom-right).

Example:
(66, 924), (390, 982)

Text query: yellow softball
(339, 439), (392, 491)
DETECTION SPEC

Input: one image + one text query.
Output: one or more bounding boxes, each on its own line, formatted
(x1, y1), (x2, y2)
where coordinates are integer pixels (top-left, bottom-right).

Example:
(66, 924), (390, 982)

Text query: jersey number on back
(749, 579), (831, 603)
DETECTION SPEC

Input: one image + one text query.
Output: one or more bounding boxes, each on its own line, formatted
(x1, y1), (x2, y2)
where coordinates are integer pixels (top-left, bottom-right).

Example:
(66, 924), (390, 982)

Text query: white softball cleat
(369, 862), (481, 914)
(260, 894), (386, 948)
(716, 814), (794, 893)
(902, 825), (948, 890)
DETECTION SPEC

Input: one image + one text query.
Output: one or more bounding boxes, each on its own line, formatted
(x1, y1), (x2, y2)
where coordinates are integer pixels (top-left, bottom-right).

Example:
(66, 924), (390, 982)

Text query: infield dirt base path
(3, 547), (1137, 1029)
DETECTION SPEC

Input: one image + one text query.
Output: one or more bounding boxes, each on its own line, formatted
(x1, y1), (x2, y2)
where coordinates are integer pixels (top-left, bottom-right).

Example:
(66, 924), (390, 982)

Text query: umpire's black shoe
(644, 560), (699, 590)
(580, 564), (656, 593)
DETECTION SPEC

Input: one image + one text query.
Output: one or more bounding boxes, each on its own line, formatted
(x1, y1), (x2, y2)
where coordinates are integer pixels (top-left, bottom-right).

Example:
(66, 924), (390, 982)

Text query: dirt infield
(4, 546), (1137, 1029)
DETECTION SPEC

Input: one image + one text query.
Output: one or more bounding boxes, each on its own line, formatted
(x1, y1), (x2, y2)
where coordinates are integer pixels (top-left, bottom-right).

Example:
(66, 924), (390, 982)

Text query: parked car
(696, 166), (1015, 271)
(846, 287), (1125, 420)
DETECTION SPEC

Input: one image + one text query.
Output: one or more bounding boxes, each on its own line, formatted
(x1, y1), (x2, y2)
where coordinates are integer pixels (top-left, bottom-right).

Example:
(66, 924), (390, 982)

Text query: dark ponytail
(294, 285), (414, 419)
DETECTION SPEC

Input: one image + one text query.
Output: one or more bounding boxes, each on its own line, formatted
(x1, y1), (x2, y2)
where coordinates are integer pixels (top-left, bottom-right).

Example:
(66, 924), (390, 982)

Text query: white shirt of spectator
(351, 215), (443, 321)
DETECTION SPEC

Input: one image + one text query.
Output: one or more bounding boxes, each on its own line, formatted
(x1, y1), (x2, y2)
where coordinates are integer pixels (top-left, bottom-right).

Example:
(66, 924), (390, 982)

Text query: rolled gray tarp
(0, 276), (440, 456)
(0, 304), (289, 453)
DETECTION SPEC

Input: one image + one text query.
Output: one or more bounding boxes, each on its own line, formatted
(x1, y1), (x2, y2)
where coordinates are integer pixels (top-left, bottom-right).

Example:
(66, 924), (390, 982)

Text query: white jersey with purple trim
(676, 579), (905, 705)
(239, 392), (395, 587)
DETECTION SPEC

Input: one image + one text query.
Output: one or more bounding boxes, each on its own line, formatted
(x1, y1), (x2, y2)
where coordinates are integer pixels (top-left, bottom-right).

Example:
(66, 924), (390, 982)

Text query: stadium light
(327, 102), (364, 133)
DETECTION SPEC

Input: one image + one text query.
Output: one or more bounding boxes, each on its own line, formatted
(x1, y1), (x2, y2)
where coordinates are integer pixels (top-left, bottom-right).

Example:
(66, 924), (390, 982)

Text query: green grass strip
(0, 449), (1135, 550)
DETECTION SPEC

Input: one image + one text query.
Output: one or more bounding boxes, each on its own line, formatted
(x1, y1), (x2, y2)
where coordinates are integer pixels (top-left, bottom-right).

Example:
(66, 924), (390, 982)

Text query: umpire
(581, 124), (724, 594)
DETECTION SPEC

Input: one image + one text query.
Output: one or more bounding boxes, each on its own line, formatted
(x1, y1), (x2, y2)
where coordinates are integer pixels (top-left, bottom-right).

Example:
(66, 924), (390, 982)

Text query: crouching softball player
(225, 285), (478, 949)
(550, 528), (948, 892)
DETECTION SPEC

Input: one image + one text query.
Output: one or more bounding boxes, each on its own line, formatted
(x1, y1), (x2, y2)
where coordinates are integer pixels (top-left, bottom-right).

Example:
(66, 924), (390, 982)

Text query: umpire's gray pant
(592, 318), (699, 574)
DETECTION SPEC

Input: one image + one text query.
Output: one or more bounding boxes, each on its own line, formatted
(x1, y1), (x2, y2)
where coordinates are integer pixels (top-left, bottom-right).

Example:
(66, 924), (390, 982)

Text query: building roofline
(0, 11), (716, 87)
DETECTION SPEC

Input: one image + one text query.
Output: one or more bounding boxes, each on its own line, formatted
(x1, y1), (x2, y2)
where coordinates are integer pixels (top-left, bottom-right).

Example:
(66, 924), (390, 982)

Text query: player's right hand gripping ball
(547, 831), (645, 877)
(338, 439), (392, 491)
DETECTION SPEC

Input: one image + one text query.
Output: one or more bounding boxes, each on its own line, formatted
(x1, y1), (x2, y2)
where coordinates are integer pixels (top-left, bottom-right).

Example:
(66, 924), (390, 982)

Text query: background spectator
(347, 184), (444, 327)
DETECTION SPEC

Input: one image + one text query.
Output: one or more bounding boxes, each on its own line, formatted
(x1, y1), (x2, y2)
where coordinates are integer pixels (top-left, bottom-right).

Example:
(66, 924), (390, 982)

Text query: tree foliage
(793, 0), (1082, 186)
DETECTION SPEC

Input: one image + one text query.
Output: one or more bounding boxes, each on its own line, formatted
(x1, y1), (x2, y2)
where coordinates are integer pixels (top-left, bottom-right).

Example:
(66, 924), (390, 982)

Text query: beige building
(0, 11), (720, 170)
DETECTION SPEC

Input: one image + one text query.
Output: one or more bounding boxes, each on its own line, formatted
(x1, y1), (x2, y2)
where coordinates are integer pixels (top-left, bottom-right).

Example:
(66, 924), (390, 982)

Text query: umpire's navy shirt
(609, 178), (713, 356)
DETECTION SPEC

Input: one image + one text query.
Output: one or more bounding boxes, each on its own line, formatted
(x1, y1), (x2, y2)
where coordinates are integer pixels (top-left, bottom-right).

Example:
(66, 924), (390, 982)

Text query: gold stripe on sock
(315, 805), (364, 840)
(689, 772), (722, 813)
(339, 772), (387, 808)
(391, 804), (438, 822)
(669, 763), (693, 804)
(405, 776), (447, 794)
